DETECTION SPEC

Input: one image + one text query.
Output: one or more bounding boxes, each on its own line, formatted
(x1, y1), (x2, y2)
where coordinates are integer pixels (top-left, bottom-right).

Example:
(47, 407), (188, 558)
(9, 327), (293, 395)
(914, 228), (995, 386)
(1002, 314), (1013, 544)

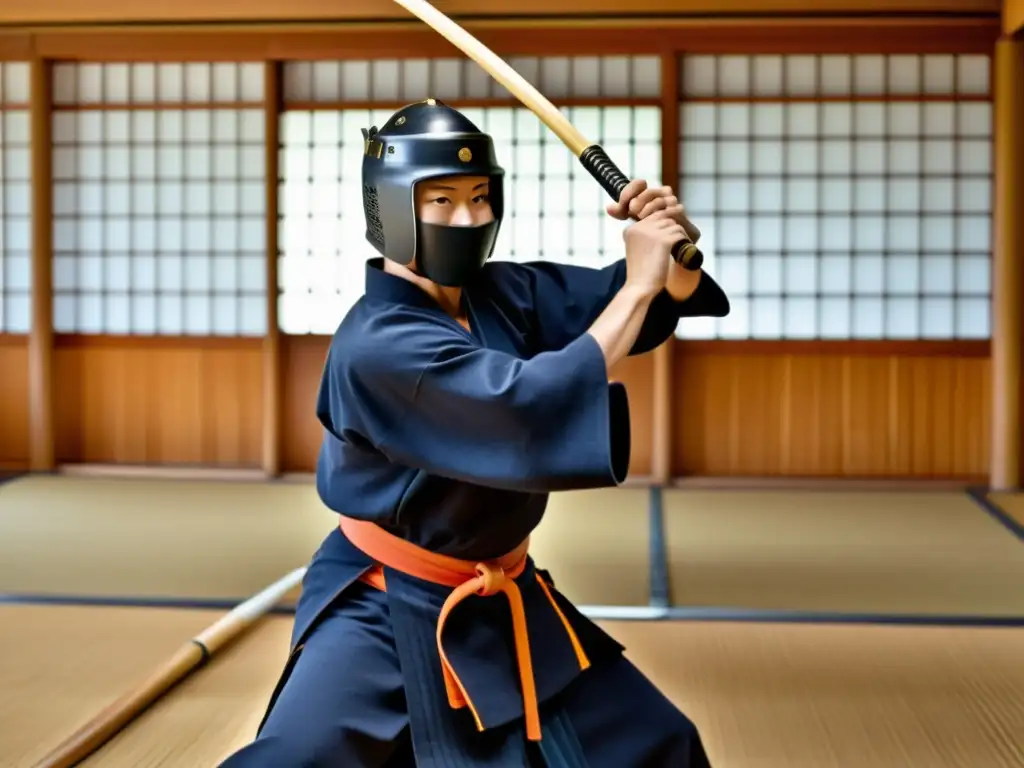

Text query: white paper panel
(0, 99), (32, 333)
(676, 77), (992, 340)
(282, 56), (662, 103)
(682, 54), (991, 98)
(51, 63), (264, 106)
(49, 108), (266, 336)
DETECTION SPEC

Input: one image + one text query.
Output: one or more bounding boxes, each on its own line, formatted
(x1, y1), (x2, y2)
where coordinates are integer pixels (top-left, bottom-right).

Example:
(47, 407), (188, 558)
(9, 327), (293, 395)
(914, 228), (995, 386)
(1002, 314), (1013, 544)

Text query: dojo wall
(0, 10), (1017, 484)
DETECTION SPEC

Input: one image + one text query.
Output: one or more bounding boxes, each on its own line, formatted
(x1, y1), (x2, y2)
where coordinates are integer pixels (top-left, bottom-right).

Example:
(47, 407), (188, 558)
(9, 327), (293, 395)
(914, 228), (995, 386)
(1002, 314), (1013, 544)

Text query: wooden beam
(651, 51), (678, 486)
(28, 58), (54, 473)
(1005, 0), (1024, 35)
(0, 19), (1001, 62)
(0, 32), (32, 58)
(262, 62), (282, 478)
(990, 36), (1024, 491)
(0, 0), (1002, 26)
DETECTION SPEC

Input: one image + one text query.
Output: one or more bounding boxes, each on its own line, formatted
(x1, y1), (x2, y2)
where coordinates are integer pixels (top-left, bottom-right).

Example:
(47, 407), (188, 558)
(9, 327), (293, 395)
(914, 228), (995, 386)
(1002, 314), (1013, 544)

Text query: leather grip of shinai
(578, 144), (703, 271)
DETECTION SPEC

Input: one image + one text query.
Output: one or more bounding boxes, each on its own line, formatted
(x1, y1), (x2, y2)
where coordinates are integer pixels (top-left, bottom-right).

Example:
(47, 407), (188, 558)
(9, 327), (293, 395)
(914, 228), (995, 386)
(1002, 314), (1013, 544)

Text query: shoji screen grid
(676, 53), (993, 341)
(50, 62), (268, 336)
(278, 56), (663, 334)
(0, 62), (31, 334)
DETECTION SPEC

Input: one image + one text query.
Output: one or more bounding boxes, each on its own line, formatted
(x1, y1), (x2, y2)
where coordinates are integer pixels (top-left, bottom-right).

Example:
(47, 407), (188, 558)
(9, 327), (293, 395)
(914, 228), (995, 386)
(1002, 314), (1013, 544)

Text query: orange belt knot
(340, 516), (589, 742)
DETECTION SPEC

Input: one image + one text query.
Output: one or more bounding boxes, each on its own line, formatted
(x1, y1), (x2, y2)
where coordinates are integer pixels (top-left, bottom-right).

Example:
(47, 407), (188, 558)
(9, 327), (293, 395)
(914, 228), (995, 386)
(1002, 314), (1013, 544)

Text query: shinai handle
(579, 145), (703, 272)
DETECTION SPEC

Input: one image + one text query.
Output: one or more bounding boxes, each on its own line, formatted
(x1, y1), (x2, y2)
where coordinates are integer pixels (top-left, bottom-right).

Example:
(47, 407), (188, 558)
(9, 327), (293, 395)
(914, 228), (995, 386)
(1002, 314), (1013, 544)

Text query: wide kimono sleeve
(501, 259), (729, 354)
(322, 317), (631, 493)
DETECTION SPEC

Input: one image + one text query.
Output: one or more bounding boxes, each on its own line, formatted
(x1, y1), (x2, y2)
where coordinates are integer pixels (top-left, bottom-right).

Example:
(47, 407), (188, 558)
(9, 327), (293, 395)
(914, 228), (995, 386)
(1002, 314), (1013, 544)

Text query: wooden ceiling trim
(0, 18), (999, 62)
(0, 0), (1003, 27)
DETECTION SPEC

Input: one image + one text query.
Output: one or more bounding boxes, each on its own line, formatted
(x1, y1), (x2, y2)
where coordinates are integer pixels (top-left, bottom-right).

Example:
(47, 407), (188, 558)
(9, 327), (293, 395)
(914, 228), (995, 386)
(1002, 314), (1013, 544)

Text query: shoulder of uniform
(329, 301), (470, 384)
(478, 259), (532, 289)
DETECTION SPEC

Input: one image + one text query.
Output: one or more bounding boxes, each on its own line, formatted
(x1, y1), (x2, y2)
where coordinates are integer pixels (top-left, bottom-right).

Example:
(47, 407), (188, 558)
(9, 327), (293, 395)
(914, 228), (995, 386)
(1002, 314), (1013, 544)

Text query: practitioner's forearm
(666, 262), (703, 302)
(585, 284), (657, 372)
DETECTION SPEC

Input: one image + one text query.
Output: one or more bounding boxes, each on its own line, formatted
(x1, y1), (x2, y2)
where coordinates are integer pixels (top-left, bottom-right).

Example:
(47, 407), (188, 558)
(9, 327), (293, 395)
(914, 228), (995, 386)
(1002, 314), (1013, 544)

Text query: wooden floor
(1, 476), (1023, 767)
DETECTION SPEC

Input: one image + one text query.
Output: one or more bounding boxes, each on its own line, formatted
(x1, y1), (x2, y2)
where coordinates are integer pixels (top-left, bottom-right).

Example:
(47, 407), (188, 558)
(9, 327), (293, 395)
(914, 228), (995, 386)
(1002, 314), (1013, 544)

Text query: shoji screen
(676, 54), (992, 341)
(50, 62), (267, 336)
(0, 62), (31, 334)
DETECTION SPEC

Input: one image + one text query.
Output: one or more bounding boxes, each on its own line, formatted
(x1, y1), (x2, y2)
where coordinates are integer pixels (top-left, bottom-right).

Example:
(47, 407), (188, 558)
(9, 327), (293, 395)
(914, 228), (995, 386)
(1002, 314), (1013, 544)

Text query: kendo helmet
(361, 99), (505, 287)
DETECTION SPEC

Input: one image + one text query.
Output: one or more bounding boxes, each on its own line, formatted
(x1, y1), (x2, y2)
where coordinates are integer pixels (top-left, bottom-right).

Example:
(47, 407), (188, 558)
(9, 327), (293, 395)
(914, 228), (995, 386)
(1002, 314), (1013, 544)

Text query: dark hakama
(219, 257), (727, 767)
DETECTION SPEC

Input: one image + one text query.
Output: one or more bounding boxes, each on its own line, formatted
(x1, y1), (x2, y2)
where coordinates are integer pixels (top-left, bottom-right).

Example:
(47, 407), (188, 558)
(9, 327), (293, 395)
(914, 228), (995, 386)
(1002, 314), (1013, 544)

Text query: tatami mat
(3, 604), (1022, 768)
(0, 476), (335, 605)
(4, 477), (1023, 617)
(0, 603), (278, 768)
(0, 476), (651, 607)
(526, 486), (651, 606)
(610, 619), (1024, 768)
(663, 490), (1024, 616)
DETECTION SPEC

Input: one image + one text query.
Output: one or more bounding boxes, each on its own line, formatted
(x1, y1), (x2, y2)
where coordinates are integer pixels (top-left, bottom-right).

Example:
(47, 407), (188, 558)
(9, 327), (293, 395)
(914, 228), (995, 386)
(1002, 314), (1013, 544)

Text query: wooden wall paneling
(990, 36), (1024, 489)
(0, 337), (30, 468)
(28, 58), (54, 472)
(53, 338), (264, 467)
(280, 335), (329, 474)
(671, 343), (991, 479)
(613, 355), (655, 479)
(13, 20), (1001, 63)
(0, 0), (1002, 26)
(263, 61), (282, 477)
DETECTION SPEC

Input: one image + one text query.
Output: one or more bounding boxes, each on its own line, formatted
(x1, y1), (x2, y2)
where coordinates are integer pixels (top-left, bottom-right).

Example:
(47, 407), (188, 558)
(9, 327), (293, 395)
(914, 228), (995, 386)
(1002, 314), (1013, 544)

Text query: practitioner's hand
(607, 179), (701, 244)
(621, 209), (687, 299)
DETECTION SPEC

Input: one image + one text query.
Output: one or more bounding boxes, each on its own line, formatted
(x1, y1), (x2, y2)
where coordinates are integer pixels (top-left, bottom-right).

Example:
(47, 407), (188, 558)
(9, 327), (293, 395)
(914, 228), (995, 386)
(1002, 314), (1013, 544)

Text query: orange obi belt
(339, 516), (590, 742)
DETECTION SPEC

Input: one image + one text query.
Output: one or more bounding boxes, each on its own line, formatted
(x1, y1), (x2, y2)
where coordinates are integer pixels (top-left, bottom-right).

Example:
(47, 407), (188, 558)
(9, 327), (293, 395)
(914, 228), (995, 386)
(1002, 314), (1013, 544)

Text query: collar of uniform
(364, 257), (444, 310)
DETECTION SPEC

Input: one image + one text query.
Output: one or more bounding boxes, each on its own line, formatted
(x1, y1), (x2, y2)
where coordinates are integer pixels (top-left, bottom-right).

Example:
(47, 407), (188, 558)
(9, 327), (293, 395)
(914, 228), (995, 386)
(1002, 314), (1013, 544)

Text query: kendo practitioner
(220, 99), (729, 768)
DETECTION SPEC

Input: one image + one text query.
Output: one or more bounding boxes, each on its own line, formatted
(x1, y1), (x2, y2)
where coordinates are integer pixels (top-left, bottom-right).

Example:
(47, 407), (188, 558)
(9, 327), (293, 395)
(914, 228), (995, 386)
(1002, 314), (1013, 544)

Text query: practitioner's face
(415, 176), (494, 227)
